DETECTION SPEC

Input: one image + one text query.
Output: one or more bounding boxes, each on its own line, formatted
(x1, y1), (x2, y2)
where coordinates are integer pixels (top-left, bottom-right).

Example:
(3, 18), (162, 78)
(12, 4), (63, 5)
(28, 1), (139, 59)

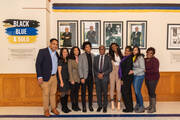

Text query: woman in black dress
(58, 48), (71, 113)
(119, 46), (134, 113)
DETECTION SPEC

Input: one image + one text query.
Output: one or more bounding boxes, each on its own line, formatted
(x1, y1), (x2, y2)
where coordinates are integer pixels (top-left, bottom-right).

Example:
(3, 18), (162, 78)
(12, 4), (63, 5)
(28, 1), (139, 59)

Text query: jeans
(145, 79), (159, 98)
(133, 75), (144, 107)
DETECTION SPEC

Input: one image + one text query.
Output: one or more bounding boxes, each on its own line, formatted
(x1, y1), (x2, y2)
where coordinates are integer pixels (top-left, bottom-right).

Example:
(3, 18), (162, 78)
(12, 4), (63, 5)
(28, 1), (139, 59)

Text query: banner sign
(3, 19), (40, 44)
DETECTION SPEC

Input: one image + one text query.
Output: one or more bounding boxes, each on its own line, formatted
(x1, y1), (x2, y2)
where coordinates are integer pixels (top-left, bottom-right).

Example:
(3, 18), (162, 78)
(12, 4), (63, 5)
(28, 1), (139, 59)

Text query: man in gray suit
(87, 26), (96, 44)
(94, 45), (112, 113)
(78, 41), (95, 112)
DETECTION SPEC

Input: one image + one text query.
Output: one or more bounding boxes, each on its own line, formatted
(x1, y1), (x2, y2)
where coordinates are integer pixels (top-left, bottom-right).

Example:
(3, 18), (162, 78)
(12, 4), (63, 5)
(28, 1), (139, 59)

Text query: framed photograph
(167, 24), (180, 50)
(104, 21), (123, 48)
(57, 20), (78, 48)
(80, 20), (101, 48)
(127, 21), (147, 49)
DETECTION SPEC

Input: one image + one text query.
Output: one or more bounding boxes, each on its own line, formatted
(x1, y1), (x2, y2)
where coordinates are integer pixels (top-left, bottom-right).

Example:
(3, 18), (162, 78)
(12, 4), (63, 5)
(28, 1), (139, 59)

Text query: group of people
(36, 38), (160, 117)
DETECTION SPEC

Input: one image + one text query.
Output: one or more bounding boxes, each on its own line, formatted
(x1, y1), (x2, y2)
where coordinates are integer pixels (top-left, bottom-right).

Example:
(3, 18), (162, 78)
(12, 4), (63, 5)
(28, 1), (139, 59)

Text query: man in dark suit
(61, 27), (72, 47)
(36, 38), (59, 117)
(93, 45), (112, 113)
(87, 26), (96, 44)
(131, 27), (141, 47)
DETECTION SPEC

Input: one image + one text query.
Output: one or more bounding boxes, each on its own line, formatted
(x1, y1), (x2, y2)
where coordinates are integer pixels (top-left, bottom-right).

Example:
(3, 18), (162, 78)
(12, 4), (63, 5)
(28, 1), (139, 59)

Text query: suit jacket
(87, 31), (96, 43)
(68, 59), (80, 83)
(131, 32), (141, 46)
(93, 55), (112, 82)
(35, 47), (59, 81)
(120, 55), (133, 81)
(78, 52), (95, 79)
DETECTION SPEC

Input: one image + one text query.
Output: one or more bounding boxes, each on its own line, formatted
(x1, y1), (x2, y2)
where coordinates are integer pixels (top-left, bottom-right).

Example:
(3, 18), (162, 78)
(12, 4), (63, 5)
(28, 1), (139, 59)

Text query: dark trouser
(81, 74), (93, 108)
(70, 83), (80, 107)
(61, 94), (68, 108)
(145, 79), (159, 98)
(95, 79), (108, 108)
(121, 78), (133, 111)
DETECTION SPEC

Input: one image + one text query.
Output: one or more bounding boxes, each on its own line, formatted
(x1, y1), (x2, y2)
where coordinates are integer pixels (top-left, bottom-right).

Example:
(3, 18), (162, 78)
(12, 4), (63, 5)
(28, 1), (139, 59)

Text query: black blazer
(120, 55), (133, 81)
(93, 55), (112, 82)
(35, 47), (59, 81)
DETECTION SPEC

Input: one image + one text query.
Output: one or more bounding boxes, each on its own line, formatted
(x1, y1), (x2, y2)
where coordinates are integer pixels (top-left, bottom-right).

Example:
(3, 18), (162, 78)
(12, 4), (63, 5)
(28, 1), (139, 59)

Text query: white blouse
(113, 53), (121, 66)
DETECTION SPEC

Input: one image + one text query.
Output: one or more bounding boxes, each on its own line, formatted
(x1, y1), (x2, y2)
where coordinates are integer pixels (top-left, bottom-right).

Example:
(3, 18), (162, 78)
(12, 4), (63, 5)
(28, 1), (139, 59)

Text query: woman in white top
(109, 43), (123, 110)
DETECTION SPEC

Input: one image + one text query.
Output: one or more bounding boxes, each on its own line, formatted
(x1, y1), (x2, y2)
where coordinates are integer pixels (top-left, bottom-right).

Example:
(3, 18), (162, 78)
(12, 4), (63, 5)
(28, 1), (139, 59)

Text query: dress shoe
(65, 106), (71, 113)
(103, 107), (107, 113)
(82, 107), (87, 112)
(44, 110), (50, 117)
(123, 109), (133, 113)
(51, 109), (59, 115)
(96, 107), (102, 112)
(72, 106), (78, 111)
(62, 107), (69, 113)
(76, 106), (81, 111)
(89, 106), (94, 112)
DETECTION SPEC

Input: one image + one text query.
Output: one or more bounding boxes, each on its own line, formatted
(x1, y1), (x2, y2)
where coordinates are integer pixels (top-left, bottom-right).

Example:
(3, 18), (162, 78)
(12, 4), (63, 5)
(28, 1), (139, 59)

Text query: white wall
(0, 0), (49, 73)
(50, 0), (180, 72)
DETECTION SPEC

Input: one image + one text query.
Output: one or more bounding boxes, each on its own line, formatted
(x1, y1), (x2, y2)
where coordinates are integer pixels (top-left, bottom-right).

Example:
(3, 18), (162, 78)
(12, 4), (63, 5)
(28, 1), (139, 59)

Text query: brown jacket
(68, 59), (80, 83)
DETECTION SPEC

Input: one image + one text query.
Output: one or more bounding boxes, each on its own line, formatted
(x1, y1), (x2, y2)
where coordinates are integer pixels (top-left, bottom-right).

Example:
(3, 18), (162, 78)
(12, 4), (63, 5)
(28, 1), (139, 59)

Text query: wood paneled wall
(0, 72), (180, 106)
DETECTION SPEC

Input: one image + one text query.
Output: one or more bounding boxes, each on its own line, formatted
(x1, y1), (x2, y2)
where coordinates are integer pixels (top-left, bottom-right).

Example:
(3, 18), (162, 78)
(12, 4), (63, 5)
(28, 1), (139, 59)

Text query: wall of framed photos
(50, 1), (180, 72)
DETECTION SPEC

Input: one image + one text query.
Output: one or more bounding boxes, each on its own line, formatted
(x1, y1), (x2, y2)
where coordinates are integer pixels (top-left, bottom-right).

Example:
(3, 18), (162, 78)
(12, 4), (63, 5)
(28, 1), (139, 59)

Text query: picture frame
(103, 21), (123, 49)
(57, 20), (78, 48)
(126, 21), (147, 49)
(80, 20), (101, 49)
(167, 24), (180, 50)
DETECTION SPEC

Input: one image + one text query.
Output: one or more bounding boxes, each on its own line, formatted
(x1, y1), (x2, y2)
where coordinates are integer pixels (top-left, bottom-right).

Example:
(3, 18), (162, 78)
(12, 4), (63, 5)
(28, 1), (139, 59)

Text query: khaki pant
(110, 65), (121, 101)
(41, 75), (57, 111)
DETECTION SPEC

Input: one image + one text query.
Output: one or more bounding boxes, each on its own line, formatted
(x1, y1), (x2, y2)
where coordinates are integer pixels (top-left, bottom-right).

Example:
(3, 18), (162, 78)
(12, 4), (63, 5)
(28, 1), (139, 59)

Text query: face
(62, 49), (68, 58)
(133, 47), (139, 56)
(125, 48), (131, 56)
(146, 50), (154, 59)
(74, 48), (79, 56)
(49, 40), (58, 51)
(84, 44), (91, 53)
(112, 44), (118, 52)
(99, 46), (105, 55)
(135, 27), (139, 32)
(90, 26), (93, 31)
(65, 28), (69, 32)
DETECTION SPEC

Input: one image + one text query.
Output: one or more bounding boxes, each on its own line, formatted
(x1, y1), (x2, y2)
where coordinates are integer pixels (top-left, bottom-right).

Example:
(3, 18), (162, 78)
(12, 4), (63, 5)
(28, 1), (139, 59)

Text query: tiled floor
(0, 102), (180, 120)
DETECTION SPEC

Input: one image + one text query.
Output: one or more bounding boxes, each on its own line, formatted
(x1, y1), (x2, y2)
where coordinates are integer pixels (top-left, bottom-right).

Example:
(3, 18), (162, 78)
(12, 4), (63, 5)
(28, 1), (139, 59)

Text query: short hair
(147, 47), (156, 55)
(125, 46), (133, 52)
(82, 41), (92, 50)
(50, 38), (58, 43)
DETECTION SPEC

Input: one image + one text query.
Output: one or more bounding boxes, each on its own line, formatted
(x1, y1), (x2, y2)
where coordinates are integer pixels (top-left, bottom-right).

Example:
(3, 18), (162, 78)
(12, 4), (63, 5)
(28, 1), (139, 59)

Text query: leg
(95, 80), (102, 107)
(70, 83), (75, 109)
(50, 76), (58, 110)
(110, 70), (115, 110)
(87, 75), (93, 108)
(81, 81), (86, 108)
(102, 80), (108, 109)
(41, 81), (50, 111)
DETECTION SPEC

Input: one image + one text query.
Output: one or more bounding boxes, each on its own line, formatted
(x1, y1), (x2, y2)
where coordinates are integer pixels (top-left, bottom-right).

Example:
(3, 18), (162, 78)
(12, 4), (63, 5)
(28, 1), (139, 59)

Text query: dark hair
(50, 38), (58, 43)
(146, 47), (155, 55)
(109, 43), (123, 61)
(59, 48), (69, 63)
(69, 46), (81, 59)
(125, 46), (133, 52)
(82, 41), (92, 50)
(133, 46), (144, 62)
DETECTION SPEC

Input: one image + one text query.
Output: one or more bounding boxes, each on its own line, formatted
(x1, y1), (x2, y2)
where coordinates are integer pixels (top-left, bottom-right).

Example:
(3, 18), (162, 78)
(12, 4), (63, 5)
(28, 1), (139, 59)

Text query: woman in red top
(145, 47), (160, 113)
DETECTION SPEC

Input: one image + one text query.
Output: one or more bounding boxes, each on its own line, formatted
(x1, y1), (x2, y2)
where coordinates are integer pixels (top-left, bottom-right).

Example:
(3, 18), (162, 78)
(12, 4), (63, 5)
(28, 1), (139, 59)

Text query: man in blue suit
(36, 38), (59, 117)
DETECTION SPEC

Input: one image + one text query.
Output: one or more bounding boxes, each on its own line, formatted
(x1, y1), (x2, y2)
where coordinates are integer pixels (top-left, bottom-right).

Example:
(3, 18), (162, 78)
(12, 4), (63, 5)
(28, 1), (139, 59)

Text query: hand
(81, 79), (85, 84)
(60, 82), (64, 87)
(121, 80), (123, 85)
(128, 70), (134, 75)
(65, 37), (70, 39)
(71, 81), (75, 85)
(61, 36), (64, 38)
(144, 70), (146, 72)
(38, 78), (43, 85)
(98, 73), (104, 79)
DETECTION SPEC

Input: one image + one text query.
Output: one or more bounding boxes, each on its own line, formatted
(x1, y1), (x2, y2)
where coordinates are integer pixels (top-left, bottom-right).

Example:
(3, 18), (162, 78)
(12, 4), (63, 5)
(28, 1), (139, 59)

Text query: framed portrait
(167, 24), (180, 50)
(57, 20), (78, 48)
(127, 21), (147, 49)
(80, 20), (101, 48)
(103, 21), (123, 49)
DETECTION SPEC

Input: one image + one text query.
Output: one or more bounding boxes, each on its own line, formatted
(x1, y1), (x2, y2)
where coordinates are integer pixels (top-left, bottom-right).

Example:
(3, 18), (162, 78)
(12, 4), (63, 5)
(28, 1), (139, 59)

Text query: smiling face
(84, 44), (91, 53)
(49, 40), (58, 52)
(74, 48), (79, 56)
(99, 46), (105, 55)
(146, 50), (154, 59)
(111, 44), (118, 53)
(62, 49), (68, 59)
(133, 47), (139, 56)
(125, 48), (131, 56)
